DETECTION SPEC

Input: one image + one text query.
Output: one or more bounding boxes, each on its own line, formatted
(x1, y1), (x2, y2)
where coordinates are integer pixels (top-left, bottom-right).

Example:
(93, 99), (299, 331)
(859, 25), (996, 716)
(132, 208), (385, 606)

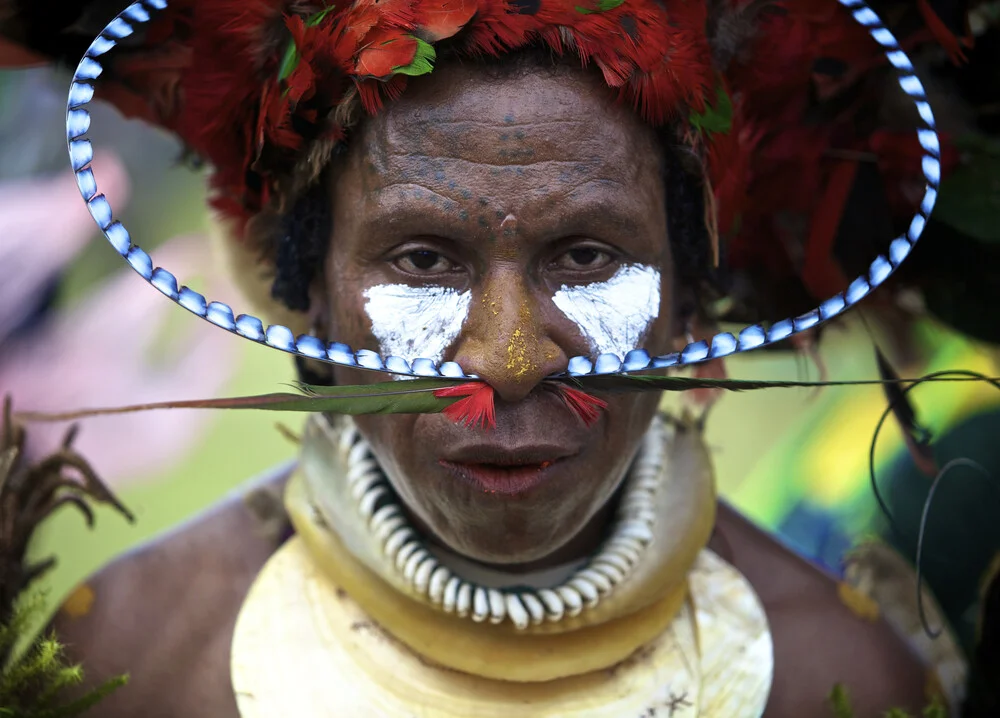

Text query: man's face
(320, 62), (678, 567)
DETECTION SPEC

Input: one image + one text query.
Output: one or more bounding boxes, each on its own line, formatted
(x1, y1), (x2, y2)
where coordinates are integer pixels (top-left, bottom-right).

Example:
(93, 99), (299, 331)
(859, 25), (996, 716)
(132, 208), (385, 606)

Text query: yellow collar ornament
(231, 416), (773, 717)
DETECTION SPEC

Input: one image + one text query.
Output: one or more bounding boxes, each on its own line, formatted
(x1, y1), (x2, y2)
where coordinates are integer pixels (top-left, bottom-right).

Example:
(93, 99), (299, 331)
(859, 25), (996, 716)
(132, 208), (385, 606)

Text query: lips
(438, 443), (577, 496)
(438, 458), (565, 496)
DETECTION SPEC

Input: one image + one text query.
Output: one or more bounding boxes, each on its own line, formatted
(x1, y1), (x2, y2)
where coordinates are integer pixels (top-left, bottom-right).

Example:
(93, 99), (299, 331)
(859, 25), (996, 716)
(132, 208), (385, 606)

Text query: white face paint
(552, 264), (661, 358)
(364, 283), (471, 364)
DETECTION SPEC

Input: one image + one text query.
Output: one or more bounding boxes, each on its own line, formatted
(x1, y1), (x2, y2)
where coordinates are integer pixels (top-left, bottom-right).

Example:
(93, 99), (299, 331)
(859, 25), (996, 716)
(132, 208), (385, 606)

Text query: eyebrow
(360, 181), (651, 247)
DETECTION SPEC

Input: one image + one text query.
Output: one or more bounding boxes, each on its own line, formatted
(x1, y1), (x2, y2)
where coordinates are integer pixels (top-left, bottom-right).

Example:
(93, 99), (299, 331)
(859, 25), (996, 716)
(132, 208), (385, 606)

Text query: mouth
(437, 444), (576, 497)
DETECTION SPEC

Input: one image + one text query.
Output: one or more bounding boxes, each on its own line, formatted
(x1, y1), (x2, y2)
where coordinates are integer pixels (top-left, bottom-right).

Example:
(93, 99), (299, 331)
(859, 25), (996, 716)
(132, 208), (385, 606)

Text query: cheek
(363, 283), (471, 363)
(551, 264), (663, 357)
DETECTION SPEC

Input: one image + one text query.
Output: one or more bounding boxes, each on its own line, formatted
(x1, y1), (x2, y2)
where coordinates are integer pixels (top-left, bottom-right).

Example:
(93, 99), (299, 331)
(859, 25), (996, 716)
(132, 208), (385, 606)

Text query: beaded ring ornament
(66, 0), (940, 380)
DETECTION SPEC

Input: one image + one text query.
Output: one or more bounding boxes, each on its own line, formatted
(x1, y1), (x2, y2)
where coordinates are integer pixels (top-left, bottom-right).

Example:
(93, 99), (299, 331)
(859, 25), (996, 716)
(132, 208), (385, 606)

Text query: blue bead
(709, 333), (737, 358)
(76, 56), (104, 79)
(69, 140), (93, 171)
(852, 7), (879, 25)
(126, 247), (152, 279)
(651, 353), (679, 369)
(151, 268), (178, 298)
(327, 342), (356, 365)
(845, 277), (871, 305)
(885, 50), (912, 71)
(104, 222), (131, 254)
(871, 28), (897, 47)
(75, 169), (97, 200)
(622, 349), (651, 372)
(123, 3), (151, 22)
(206, 302), (236, 331)
(439, 361), (466, 378)
(793, 310), (820, 332)
(922, 156), (941, 186)
(295, 334), (326, 359)
(868, 255), (892, 286)
(649, 352), (681, 369)
(87, 195), (112, 229)
(819, 295), (846, 320)
(86, 36), (115, 58)
(899, 75), (925, 98)
(889, 238), (912, 265)
(68, 82), (95, 107)
(915, 101), (935, 128)
(66, 109), (90, 139)
(920, 188), (937, 215)
(767, 319), (794, 343)
(104, 18), (134, 39)
(737, 324), (766, 351)
(567, 356), (593, 375)
(265, 324), (295, 351)
(235, 315), (265, 341)
(680, 340), (709, 364)
(411, 358), (440, 376)
(356, 349), (385, 371)
(178, 287), (207, 316)
(145, 0), (168, 9)
(917, 129), (939, 156)
(385, 356), (412, 374)
(595, 353), (622, 374)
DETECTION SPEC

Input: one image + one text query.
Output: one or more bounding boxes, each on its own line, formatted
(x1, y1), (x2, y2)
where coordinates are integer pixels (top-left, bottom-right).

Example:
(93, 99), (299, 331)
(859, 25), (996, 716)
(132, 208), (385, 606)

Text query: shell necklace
(339, 420), (663, 629)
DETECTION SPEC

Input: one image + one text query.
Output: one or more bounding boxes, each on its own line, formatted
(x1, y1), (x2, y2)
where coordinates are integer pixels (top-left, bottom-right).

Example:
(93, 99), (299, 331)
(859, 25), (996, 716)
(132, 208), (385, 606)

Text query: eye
(551, 245), (616, 273)
(393, 249), (456, 275)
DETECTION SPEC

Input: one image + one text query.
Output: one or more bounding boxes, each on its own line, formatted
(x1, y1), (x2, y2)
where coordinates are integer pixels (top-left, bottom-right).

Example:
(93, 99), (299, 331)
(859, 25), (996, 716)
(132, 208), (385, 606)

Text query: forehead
(342, 62), (664, 214)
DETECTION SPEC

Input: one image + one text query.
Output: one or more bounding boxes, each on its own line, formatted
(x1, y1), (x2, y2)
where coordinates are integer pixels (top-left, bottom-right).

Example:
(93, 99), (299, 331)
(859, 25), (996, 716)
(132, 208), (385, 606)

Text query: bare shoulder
(51, 462), (295, 718)
(711, 503), (934, 718)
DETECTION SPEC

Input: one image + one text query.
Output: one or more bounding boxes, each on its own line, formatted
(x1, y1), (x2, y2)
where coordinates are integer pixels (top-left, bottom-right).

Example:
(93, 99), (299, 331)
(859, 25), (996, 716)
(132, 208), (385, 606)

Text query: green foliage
(933, 134), (1000, 244)
(827, 683), (948, 718)
(393, 38), (437, 77)
(0, 594), (126, 718)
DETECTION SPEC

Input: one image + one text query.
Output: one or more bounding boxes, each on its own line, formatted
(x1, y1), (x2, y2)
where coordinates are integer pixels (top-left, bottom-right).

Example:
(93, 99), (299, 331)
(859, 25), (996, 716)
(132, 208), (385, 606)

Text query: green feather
(689, 85), (733, 136)
(278, 4), (337, 83)
(575, 0), (625, 14)
(392, 37), (437, 77)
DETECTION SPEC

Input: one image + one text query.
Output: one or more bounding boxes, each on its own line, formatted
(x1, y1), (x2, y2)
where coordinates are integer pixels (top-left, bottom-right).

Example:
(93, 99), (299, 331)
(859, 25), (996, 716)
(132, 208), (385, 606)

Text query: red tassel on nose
(434, 382), (496, 429)
(557, 386), (608, 427)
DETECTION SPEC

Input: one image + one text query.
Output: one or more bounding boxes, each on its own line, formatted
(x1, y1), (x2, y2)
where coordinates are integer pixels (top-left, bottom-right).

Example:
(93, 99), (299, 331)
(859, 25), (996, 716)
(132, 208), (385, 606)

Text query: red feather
(434, 382), (497, 429)
(413, 0), (479, 42)
(557, 386), (607, 427)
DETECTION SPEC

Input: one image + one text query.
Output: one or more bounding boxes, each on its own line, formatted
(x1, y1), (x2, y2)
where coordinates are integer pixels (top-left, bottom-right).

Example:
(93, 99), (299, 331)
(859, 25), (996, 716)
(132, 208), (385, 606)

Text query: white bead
(359, 487), (388, 518)
(537, 589), (565, 622)
(590, 554), (629, 586)
(373, 515), (406, 544)
(488, 589), (506, 624)
(413, 556), (437, 592)
(384, 527), (413, 558)
(520, 593), (546, 625)
(472, 587), (490, 623)
(556, 586), (583, 617)
(456, 583), (472, 618)
(428, 566), (451, 603)
(568, 578), (600, 608)
(350, 474), (379, 501)
(443, 576), (462, 613)
(403, 549), (429, 582)
(346, 458), (378, 485)
(347, 440), (370, 467)
(618, 520), (654, 543)
(395, 541), (420, 571)
(575, 568), (613, 594)
(505, 594), (530, 630)
(593, 553), (630, 575)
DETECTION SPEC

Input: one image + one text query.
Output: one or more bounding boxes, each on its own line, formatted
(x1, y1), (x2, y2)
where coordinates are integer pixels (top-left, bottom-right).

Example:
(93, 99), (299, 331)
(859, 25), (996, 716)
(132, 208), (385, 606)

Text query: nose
(450, 270), (566, 403)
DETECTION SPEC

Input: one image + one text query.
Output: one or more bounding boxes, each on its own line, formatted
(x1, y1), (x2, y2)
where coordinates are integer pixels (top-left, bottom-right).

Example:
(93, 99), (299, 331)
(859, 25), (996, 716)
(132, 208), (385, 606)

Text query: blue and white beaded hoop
(66, 0), (940, 380)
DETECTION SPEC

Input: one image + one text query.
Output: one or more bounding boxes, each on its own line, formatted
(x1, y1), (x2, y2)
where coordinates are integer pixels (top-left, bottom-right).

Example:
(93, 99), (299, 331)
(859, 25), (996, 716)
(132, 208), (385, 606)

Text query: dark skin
(321, 63), (670, 566)
(50, 63), (932, 717)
